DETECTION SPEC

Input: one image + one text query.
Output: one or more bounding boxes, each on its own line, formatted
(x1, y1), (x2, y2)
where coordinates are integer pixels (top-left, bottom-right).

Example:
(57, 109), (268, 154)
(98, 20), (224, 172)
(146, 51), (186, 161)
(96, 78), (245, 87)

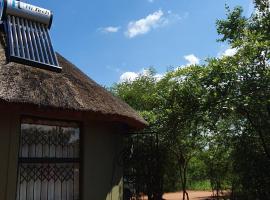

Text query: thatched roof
(0, 32), (147, 129)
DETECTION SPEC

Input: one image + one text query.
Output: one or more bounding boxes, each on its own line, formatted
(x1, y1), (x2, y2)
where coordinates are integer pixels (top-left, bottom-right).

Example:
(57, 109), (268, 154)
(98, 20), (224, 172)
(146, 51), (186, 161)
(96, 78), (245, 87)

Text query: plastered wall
(83, 122), (123, 200)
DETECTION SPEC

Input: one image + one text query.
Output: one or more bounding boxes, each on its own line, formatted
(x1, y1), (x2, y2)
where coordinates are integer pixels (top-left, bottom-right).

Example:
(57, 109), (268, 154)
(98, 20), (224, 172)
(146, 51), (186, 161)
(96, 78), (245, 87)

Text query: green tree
(112, 1), (270, 199)
(155, 66), (207, 200)
(112, 71), (171, 200)
(201, 0), (270, 198)
(215, 0), (270, 160)
(112, 67), (208, 200)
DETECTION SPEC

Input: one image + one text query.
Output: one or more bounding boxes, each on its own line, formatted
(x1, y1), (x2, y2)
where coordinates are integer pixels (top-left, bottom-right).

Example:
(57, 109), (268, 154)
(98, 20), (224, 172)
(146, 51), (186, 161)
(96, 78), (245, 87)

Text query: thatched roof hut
(0, 24), (146, 199)
(0, 32), (147, 129)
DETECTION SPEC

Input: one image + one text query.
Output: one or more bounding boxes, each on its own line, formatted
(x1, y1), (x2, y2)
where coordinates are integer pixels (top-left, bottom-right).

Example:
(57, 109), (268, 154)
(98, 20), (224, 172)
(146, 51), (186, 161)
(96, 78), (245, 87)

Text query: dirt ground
(163, 191), (214, 200)
(136, 191), (222, 200)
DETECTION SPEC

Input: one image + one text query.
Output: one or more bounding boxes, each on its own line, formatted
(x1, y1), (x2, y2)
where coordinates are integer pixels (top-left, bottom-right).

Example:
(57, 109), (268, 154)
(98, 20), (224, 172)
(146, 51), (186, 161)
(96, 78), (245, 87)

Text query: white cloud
(100, 26), (120, 33)
(153, 73), (163, 81)
(119, 69), (163, 82)
(218, 47), (238, 58)
(119, 72), (139, 82)
(141, 69), (163, 80)
(222, 48), (238, 57)
(184, 54), (200, 65)
(125, 10), (165, 38)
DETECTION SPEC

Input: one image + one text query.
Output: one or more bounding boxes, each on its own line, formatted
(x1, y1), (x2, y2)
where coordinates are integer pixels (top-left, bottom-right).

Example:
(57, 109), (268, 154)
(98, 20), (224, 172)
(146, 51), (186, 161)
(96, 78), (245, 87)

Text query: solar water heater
(0, 0), (60, 71)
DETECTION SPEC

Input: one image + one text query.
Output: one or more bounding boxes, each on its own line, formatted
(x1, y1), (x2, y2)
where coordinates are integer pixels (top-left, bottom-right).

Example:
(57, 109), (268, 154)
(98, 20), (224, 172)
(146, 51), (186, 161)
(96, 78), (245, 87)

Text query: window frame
(16, 116), (83, 200)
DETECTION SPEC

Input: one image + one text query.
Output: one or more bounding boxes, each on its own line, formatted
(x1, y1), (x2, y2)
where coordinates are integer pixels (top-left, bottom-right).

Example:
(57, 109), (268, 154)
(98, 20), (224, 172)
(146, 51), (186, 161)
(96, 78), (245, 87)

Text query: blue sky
(27, 0), (252, 86)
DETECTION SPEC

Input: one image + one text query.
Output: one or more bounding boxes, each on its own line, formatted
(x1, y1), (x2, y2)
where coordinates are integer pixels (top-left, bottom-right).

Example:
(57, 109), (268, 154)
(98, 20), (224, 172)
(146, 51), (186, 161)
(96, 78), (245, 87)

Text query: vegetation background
(111, 0), (270, 199)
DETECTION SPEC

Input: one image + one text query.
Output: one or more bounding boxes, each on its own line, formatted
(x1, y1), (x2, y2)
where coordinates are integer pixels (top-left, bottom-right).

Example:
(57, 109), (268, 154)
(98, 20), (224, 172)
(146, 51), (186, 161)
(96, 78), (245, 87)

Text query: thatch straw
(0, 32), (147, 129)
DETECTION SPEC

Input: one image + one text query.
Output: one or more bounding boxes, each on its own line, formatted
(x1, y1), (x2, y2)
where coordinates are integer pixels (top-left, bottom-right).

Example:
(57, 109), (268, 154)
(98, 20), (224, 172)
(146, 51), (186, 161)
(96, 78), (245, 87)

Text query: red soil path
(137, 191), (220, 200)
(163, 191), (213, 200)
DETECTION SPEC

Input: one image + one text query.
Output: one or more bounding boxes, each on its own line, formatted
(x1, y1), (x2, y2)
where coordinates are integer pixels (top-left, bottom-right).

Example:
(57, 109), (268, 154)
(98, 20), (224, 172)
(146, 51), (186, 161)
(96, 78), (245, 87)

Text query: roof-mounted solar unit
(0, 0), (61, 72)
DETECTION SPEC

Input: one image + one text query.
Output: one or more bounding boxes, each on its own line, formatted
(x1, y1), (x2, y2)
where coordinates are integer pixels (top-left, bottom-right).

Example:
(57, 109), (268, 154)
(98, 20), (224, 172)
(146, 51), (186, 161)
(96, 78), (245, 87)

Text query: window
(16, 119), (80, 200)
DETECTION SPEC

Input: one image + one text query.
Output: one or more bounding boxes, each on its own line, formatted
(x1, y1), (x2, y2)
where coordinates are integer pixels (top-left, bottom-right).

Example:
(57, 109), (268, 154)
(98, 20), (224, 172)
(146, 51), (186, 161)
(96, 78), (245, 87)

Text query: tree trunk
(178, 159), (189, 200)
(183, 162), (189, 200)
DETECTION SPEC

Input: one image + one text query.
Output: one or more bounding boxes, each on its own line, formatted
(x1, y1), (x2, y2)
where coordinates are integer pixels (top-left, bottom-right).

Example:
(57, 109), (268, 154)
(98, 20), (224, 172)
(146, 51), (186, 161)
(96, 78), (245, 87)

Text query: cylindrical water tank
(0, 0), (53, 28)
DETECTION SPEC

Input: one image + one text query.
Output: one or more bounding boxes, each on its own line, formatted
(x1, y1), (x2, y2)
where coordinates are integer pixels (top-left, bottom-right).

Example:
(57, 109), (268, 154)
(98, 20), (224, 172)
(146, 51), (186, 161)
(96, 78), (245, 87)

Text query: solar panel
(0, 0), (61, 72)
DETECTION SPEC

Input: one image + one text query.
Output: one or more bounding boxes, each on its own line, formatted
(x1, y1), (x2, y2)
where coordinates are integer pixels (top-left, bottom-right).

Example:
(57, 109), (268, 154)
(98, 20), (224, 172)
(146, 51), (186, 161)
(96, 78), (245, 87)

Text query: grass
(187, 180), (212, 191)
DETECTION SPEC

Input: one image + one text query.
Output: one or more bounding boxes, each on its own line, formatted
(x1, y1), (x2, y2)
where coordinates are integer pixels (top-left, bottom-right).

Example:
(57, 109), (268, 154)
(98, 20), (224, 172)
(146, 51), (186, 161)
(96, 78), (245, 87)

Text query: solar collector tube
(28, 20), (40, 62)
(20, 18), (30, 60)
(11, 15), (19, 57)
(41, 24), (54, 65)
(24, 19), (36, 61)
(16, 16), (25, 58)
(35, 22), (49, 64)
(44, 28), (58, 66)
(6, 15), (15, 56)
(31, 21), (45, 63)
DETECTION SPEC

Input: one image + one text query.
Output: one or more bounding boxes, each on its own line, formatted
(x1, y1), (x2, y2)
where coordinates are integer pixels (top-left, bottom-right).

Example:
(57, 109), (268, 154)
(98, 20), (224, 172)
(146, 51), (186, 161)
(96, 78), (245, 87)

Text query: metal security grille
(5, 15), (60, 71)
(17, 121), (80, 200)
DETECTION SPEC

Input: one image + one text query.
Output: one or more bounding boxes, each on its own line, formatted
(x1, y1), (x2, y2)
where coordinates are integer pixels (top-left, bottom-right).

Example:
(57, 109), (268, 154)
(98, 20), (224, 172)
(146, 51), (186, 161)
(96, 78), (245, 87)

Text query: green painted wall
(83, 122), (123, 200)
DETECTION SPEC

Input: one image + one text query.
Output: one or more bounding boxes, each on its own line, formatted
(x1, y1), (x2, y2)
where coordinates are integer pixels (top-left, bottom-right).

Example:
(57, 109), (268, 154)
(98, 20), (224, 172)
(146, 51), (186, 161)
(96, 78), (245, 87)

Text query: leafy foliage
(112, 1), (270, 199)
